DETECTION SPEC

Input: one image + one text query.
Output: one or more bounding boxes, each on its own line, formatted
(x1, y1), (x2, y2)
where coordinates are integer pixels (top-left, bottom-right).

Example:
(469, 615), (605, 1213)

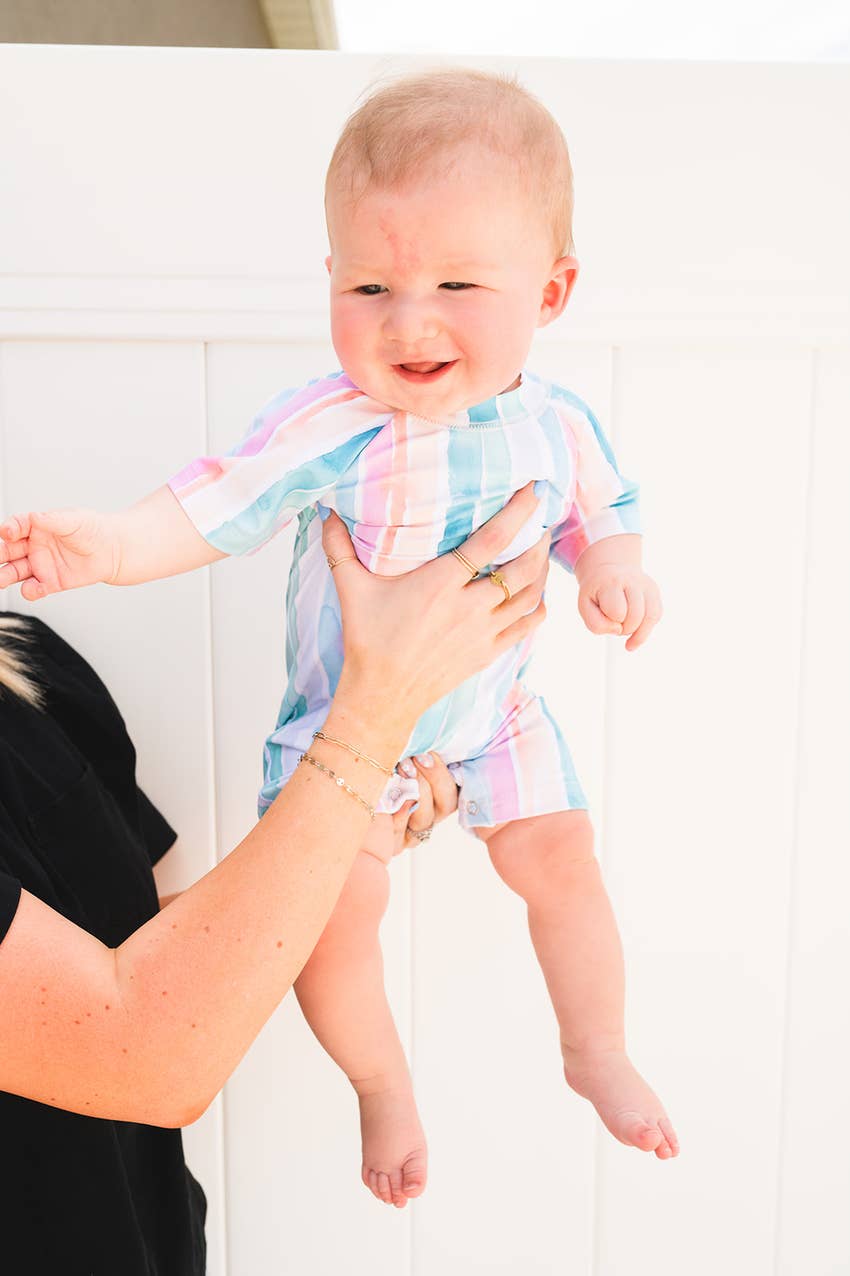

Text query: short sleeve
(548, 393), (641, 574)
(137, 788), (178, 867)
(168, 372), (390, 557)
(0, 869), (22, 945)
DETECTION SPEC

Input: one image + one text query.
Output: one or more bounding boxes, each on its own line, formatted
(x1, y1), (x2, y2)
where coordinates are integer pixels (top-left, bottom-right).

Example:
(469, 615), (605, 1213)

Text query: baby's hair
(325, 67), (575, 258)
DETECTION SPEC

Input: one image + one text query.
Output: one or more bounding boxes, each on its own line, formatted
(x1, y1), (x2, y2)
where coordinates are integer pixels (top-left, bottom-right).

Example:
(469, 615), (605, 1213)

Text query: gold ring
(489, 570), (511, 603)
(326, 555), (357, 571)
(451, 547), (480, 579)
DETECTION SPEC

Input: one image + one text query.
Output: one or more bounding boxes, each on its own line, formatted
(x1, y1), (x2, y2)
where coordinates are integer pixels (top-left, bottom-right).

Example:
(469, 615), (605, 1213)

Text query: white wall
(1, 45), (848, 1276)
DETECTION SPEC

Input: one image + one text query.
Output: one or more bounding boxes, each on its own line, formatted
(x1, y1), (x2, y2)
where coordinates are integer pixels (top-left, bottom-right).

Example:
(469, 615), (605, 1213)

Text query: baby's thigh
(473, 810), (596, 898)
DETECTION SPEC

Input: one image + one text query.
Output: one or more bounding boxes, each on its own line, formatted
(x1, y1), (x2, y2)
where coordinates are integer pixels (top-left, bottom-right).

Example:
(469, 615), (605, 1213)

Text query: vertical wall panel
(596, 345), (812, 1276)
(775, 348), (850, 1276)
(0, 340), (228, 1276)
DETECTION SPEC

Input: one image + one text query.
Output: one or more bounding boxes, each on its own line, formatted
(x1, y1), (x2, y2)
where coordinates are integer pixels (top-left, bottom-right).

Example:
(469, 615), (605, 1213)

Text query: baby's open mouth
(394, 360), (456, 382)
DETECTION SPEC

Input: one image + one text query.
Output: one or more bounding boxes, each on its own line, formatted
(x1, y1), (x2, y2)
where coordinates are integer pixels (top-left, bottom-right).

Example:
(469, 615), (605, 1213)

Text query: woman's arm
(0, 486), (547, 1127)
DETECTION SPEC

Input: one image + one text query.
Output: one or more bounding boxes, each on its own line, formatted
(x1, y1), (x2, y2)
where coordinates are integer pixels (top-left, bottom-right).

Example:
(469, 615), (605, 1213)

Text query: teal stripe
(206, 426), (385, 555)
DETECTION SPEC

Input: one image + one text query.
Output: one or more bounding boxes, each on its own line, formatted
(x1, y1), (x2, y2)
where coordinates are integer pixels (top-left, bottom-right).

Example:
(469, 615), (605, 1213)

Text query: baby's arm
(547, 393), (660, 651)
(574, 533), (662, 652)
(0, 485), (225, 602)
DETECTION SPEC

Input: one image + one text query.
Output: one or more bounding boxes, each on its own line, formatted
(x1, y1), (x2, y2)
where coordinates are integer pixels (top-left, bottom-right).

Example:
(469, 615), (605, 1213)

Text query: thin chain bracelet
(298, 752), (376, 819)
(312, 730), (395, 777)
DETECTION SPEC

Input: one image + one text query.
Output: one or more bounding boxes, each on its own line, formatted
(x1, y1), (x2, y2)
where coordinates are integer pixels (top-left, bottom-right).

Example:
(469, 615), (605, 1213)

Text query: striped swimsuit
(168, 369), (640, 829)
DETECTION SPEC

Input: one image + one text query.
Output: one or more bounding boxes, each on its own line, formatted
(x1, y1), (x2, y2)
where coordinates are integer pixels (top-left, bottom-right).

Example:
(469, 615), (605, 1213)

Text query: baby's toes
(618, 1110), (664, 1152)
(375, 1171), (394, 1205)
(389, 1169), (408, 1209)
(655, 1116), (680, 1159)
(401, 1152), (427, 1199)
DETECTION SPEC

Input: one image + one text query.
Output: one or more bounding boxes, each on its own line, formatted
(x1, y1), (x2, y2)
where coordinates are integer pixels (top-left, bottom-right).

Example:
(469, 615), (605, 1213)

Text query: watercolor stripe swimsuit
(168, 369), (640, 828)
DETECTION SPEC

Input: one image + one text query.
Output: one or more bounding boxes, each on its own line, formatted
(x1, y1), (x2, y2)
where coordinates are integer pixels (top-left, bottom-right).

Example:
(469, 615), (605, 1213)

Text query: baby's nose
(383, 300), (440, 344)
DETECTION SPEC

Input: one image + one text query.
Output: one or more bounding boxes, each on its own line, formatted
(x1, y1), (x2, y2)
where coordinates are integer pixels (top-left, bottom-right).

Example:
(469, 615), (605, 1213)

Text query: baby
(0, 68), (677, 1207)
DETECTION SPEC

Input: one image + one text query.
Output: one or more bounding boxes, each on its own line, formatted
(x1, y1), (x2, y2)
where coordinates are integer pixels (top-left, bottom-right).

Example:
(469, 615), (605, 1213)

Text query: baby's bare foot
(563, 1046), (680, 1159)
(356, 1082), (428, 1208)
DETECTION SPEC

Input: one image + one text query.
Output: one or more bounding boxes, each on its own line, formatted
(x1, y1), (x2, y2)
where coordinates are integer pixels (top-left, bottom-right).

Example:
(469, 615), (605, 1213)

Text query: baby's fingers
(0, 555), (34, 591)
(0, 513), (33, 548)
(578, 590), (622, 635)
(624, 595), (663, 651)
(597, 583), (629, 626)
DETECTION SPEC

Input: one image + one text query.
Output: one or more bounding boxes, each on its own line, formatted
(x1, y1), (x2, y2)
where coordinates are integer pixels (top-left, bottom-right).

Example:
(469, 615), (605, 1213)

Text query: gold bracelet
(312, 730), (395, 777)
(298, 752), (376, 819)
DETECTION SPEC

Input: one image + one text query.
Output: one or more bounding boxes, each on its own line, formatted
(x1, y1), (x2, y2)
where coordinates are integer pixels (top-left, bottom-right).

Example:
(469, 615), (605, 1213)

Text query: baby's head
(324, 68), (579, 418)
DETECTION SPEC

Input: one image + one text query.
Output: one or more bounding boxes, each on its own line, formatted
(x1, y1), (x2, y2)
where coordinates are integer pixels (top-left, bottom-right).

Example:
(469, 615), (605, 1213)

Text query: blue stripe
(206, 426), (385, 555)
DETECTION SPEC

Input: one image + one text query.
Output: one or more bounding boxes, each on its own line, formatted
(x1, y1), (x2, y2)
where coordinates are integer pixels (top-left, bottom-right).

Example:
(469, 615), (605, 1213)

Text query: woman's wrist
(324, 673), (416, 771)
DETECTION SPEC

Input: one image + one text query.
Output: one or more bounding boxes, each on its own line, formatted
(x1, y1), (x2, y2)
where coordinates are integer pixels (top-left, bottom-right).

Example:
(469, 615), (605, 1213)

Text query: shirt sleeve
(548, 396), (642, 575)
(136, 788), (178, 867)
(0, 869), (22, 946)
(168, 373), (391, 556)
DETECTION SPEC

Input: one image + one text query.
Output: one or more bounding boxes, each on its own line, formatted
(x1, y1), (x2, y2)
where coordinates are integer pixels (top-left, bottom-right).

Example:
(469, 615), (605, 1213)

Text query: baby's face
(325, 148), (576, 418)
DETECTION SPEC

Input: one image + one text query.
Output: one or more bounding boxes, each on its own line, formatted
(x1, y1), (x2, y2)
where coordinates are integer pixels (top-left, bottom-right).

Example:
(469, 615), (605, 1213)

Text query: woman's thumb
(321, 511), (362, 585)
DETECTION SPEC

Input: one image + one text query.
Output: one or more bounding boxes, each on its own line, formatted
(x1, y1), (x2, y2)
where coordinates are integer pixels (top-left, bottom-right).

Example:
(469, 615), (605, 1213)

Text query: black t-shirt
(0, 614), (207, 1275)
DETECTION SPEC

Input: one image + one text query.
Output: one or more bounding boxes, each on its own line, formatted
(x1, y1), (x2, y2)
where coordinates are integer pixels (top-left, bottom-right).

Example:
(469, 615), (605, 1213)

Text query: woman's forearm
(112, 692), (411, 1124)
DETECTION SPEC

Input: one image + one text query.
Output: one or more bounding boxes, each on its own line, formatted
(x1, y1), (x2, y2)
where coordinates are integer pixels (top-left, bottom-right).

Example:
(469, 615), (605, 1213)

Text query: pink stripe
(237, 379), (358, 458)
(383, 412), (411, 559)
(168, 458), (225, 499)
(359, 410), (403, 564)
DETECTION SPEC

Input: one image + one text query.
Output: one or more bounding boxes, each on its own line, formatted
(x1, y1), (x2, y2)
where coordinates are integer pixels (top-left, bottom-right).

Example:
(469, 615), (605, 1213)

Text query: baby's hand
(577, 565), (662, 652)
(0, 508), (119, 601)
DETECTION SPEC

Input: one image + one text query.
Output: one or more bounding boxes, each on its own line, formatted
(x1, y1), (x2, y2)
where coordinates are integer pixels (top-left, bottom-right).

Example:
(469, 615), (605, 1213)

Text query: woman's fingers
(493, 597), (547, 654)
(412, 753), (459, 825)
(390, 753), (460, 853)
(446, 483), (540, 584)
(469, 545), (550, 617)
(320, 511), (365, 591)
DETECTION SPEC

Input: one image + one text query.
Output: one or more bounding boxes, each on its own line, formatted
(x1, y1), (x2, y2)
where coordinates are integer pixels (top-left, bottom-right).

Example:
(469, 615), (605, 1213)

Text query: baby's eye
(440, 282), (474, 290)
(354, 284), (387, 296)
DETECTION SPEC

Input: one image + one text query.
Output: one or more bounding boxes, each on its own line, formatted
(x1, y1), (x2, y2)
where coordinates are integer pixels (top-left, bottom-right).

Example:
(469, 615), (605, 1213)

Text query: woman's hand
(391, 753), (459, 854)
(324, 483), (550, 733)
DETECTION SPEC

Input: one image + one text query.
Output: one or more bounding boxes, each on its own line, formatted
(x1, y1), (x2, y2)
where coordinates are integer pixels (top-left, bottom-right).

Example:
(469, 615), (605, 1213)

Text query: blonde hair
(325, 67), (575, 258)
(0, 614), (45, 708)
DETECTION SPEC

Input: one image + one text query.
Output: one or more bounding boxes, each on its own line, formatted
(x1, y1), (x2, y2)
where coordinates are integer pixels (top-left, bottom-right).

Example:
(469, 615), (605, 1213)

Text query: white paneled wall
(1, 45), (848, 1276)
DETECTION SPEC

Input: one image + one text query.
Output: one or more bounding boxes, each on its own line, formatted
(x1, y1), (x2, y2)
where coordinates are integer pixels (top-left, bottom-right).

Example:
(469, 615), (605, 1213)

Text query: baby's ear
(324, 255), (333, 276)
(538, 256), (579, 328)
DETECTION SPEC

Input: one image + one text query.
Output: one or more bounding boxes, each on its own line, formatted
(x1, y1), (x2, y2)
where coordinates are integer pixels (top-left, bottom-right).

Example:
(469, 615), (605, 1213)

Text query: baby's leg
(476, 812), (679, 1159)
(294, 818), (427, 1208)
